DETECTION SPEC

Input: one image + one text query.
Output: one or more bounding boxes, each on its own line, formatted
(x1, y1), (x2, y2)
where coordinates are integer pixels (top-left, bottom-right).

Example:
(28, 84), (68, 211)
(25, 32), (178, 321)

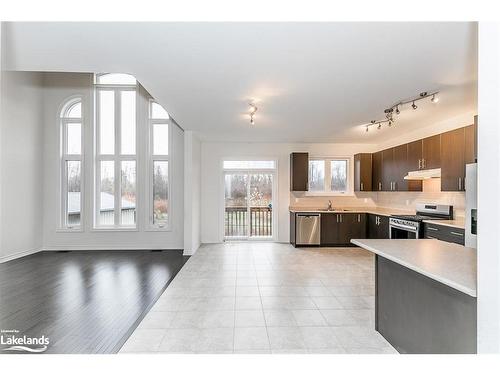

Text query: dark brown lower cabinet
(320, 213), (341, 245)
(340, 213), (367, 242)
(368, 214), (389, 239)
(423, 223), (465, 245)
(320, 213), (366, 246)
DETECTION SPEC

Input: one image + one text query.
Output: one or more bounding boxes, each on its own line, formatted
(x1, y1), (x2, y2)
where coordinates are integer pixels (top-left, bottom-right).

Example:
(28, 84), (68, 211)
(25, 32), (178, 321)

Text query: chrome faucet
(327, 200), (333, 211)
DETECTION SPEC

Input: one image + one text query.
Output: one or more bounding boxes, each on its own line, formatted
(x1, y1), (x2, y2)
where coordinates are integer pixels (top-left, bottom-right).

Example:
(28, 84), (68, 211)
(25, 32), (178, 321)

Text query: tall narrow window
(60, 98), (83, 229)
(149, 101), (170, 229)
(95, 73), (137, 228)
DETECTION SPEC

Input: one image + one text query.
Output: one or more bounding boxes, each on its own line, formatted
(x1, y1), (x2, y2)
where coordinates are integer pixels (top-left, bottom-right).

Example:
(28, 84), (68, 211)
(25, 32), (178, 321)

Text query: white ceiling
(3, 22), (477, 143)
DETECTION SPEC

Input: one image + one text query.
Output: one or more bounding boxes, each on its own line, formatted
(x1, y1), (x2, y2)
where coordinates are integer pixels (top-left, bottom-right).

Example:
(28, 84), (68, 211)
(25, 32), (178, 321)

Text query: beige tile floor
(119, 242), (397, 354)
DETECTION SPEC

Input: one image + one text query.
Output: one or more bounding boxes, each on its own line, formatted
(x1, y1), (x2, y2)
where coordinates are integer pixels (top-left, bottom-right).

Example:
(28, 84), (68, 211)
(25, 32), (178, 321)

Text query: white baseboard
(1, 245), (185, 263)
(183, 243), (200, 256)
(0, 247), (42, 263)
(42, 245), (183, 251)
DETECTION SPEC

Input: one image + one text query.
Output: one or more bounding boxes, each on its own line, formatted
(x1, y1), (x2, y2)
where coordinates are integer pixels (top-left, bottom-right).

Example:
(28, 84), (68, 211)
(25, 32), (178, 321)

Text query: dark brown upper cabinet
(464, 122), (477, 164)
(407, 139), (423, 171)
(393, 144), (408, 191)
(354, 153), (372, 192)
(381, 148), (395, 191)
(290, 152), (309, 191)
(372, 151), (383, 192)
(422, 134), (441, 169)
(441, 127), (465, 191)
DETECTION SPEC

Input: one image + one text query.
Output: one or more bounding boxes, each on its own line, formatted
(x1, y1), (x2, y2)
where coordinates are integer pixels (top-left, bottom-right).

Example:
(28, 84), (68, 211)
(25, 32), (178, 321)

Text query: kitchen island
(351, 239), (477, 354)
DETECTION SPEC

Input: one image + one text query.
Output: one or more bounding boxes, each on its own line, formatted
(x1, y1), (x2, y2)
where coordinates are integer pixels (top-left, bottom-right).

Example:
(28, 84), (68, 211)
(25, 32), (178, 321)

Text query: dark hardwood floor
(0, 250), (189, 354)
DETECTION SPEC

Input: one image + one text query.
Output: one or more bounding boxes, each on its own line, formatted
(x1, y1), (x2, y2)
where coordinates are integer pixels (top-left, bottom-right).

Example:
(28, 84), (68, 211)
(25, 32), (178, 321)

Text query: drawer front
(424, 223), (465, 245)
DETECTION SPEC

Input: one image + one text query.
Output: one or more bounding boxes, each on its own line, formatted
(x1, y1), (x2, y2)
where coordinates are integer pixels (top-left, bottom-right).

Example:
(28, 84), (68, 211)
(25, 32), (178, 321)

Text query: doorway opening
(223, 160), (276, 240)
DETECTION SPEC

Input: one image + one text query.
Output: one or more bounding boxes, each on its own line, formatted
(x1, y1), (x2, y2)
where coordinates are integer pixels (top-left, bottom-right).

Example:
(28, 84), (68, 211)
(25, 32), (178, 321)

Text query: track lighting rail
(364, 91), (439, 132)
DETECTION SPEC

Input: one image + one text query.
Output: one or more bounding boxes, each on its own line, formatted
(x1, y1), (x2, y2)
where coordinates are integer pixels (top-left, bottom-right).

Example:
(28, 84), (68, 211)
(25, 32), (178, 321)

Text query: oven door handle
(390, 223), (418, 232)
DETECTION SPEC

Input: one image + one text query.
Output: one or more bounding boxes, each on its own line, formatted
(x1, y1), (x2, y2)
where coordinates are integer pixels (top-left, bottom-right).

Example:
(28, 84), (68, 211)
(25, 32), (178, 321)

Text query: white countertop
(289, 207), (414, 217)
(351, 239), (477, 297)
(422, 219), (465, 229)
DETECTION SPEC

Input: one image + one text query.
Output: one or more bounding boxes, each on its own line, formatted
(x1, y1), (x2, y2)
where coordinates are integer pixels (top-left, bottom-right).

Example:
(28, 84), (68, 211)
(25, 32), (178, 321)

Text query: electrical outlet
(406, 199), (410, 206)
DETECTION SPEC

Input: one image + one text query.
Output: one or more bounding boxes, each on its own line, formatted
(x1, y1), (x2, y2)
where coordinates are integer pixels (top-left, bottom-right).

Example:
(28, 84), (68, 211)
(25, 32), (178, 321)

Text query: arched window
(60, 97), (83, 229)
(149, 100), (170, 229)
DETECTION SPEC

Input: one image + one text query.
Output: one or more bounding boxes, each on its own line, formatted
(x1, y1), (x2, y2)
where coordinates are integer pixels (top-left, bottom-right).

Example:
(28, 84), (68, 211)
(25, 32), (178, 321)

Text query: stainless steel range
(389, 203), (453, 239)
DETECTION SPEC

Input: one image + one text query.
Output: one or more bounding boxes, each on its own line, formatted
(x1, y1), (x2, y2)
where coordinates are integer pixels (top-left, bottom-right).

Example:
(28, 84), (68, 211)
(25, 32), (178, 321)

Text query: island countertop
(351, 239), (477, 297)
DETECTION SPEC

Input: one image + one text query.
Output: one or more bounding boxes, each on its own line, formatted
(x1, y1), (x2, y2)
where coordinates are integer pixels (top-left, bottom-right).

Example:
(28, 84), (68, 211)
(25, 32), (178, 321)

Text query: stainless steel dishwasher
(296, 213), (321, 246)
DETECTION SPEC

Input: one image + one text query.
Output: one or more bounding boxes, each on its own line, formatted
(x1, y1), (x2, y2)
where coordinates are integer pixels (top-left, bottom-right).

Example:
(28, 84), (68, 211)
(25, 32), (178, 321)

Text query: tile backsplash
(290, 179), (466, 218)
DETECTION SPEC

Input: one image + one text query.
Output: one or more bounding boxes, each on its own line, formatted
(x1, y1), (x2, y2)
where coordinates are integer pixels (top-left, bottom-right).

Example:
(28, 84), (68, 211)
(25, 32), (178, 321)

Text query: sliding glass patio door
(223, 160), (275, 240)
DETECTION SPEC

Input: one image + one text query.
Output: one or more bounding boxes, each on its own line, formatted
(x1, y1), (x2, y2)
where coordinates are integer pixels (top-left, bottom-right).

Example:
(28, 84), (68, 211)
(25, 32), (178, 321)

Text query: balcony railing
(225, 206), (272, 237)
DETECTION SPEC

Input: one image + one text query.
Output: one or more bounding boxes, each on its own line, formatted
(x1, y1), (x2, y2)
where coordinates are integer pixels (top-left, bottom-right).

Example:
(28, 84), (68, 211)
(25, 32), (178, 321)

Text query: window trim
(306, 156), (353, 196)
(94, 77), (138, 229)
(146, 99), (172, 231)
(59, 96), (84, 231)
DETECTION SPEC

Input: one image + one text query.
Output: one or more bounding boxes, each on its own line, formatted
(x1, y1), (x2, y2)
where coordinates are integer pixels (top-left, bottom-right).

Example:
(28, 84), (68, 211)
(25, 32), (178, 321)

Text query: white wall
(41, 72), (184, 251)
(477, 22), (500, 354)
(200, 142), (377, 243)
(184, 131), (201, 255)
(0, 71), (44, 262)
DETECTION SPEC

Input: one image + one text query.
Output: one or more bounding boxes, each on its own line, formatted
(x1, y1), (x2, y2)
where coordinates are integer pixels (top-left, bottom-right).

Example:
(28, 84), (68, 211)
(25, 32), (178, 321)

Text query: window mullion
(325, 160), (331, 192)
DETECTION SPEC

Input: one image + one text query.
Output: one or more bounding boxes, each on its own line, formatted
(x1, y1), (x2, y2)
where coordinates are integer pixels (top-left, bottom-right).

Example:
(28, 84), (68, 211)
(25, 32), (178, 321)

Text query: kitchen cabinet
(354, 153), (372, 191)
(320, 213), (341, 245)
(290, 152), (309, 191)
(441, 128), (466, 191)
(340, 213), (367, 242)
(381, 148), (395, 191)
(423, 223), (465, 245)
(422, 134), (441, 170)
(290, 212), (296, 246)
(393, 144), (408, 191)
(368, 214), (389, 239)
(464, 123), (477, 164)
(372, 151), (383, 191)
(320, 213), (366, 246)
(407, 139), (423, 171)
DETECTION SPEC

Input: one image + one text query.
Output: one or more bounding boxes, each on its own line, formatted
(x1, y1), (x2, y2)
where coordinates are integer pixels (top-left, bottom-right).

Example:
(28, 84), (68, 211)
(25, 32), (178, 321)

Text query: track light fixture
(248, 103), (258, 125)
(363, 90), (439, 133)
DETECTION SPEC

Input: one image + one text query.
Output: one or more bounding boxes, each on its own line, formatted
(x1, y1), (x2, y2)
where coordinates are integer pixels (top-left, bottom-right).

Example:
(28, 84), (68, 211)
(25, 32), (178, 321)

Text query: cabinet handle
(336, 215), (339, 223)
(361, 182), (364, 191)
(427, 227), (438, 231)
(450, 231), (464, 237)
(458, 177), (461, 191)
(418, 159), (422, 169)
(422, 159), (426, 168)
(358, 214), (361, 222)
(340, 214), (343, 223)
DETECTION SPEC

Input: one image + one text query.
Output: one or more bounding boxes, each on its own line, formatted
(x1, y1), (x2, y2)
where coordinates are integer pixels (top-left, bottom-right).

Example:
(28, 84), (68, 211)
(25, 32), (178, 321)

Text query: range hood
(404, 168), (441, 180)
